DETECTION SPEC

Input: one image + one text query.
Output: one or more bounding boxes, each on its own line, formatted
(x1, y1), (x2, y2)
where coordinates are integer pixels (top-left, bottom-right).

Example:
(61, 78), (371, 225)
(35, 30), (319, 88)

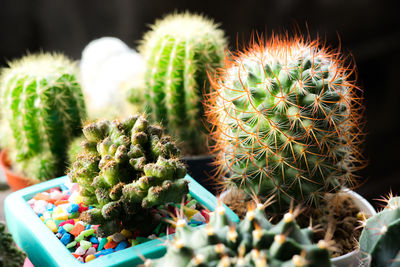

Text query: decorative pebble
(61, 233), (72, 245)
(115, 241), (128, 251)
(80, 240), (92, 250)
(85, 247), (96, 256)
(66, 241), (77, 249)
(70, 223), (85, 237)
(85, 254), (95, 262)
(45, 220), (58, 233)
(98, 238), (107, 251)
(74, 246), (87, 256)
(111, 232), (125, 243)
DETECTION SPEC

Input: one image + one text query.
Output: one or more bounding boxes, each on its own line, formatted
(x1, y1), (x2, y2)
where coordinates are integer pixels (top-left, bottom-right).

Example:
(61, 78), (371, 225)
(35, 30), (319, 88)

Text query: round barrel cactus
(147, 202), (332, 266)
(359, 196), (400, 267)
(0, 53), (86, 181)
(206, 36), (365, 211)
(68, 115), (189, 236)
(139, 12), (227, 155)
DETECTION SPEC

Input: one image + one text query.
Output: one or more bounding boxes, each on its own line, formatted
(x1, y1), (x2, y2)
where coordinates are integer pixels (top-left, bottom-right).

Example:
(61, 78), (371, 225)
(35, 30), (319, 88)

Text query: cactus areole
(0, 53), (86, 182)
(140, 12), (227, 155)
(206, 35), (365, 211)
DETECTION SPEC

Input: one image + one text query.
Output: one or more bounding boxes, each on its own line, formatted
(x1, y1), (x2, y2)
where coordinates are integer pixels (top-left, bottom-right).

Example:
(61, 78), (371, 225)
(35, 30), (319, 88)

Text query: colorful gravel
(27, 181), (209, 263)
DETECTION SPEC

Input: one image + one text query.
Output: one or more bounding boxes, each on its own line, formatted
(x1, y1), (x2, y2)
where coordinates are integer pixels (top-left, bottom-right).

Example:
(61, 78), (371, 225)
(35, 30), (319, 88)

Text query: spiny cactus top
(206, 35), (365, 211)
(68, 115), (189, 236)
(0, 53), (86, 181)
(147, 203), (331, 267)
(139, 12), (227, 155)
(0, 221), (26, 267)
(359, 196), (400, 267)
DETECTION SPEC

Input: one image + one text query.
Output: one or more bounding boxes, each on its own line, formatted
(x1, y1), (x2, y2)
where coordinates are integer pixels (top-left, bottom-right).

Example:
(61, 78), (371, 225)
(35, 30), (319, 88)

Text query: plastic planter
(4, 175), (239, 267)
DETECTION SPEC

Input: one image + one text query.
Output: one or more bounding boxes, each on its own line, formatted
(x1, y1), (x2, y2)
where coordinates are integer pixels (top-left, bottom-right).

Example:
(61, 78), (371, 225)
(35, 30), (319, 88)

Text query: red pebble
(167, 226), (176, 235)
(72, 253), (80, 258)
(78, 204), (89, 213)
(104, 241), (117, 249)
(93, 244), (99, 250)
(70, 223), (85, 237)
(59, 219), (75, 227)
(61, 194), (70, 200)
(201, 210), (210, 222)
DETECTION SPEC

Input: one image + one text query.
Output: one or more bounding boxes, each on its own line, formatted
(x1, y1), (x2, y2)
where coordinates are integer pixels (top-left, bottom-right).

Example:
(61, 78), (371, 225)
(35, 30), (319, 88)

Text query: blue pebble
(115, 241), (128, 251)
(37, 213), (43, 218)
(85, 224), (91, 230)
(60, 233), (71, 245)
(189, 220), (203, 225)
(67, 203), (79, 213)
(46, 203), (55, 211)
(101, 248), (114, 255)
(58, 226), (67, 235)
(90, 236), (99, 244)
(89, 206), (93, 210)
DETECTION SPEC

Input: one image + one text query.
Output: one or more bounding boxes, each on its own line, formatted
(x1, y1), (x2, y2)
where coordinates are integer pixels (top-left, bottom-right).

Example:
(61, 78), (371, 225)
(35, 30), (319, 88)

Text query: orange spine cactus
(205, 34), (365, 211)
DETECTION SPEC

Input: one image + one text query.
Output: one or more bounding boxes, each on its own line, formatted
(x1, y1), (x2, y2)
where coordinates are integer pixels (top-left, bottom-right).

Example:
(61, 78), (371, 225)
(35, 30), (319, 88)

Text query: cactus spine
(0, 53), (86, 181)
(206, 35), (365, 211)
(147, 203), (332, 267)
(68, 115), (189, 236)
(359, 196), (400, 267)
(139, 12), (227, 155)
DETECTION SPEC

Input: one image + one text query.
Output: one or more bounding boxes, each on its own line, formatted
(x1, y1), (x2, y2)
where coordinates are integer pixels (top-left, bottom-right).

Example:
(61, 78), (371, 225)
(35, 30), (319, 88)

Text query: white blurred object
(80, 37), (145, 119)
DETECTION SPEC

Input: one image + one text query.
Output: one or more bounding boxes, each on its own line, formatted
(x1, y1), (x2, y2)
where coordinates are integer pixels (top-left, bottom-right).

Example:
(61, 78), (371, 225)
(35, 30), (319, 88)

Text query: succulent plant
(139, 12), (227, 155)
(359, 195), (400, 267)
(206, 35), (365, 211)
(0, 53), (86, 182)
(147, 202), (332, 267)
(68, 115), (189, 236)
(0, 221), (26, 267)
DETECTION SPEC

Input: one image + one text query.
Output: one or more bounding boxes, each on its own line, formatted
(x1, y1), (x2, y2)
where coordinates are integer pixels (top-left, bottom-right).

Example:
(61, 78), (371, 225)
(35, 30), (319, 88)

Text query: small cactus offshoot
(359, 195), (400, 267)
(0, 221), (26, 267)
(68, 115), (189, 236)
(139, 12), (227, 155)
(206, 35), (365, 211)
(146, 202), (332, 267)
(0, 53), (86, 181)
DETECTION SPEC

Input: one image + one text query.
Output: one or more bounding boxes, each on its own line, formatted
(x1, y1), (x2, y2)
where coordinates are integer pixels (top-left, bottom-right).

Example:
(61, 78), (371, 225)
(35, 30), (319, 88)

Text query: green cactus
(0, 221), (26, 267)
(206, 35), (365, 212)
(139, 12), (227, 155)
(359, 196), (400, 267)
(0, 53), (86, 182)
(68, 115), (189, 236)
(147, 203), (331, 267)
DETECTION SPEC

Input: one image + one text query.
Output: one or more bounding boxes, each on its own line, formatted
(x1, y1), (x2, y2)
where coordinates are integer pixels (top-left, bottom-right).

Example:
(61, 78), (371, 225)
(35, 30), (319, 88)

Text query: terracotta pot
(0, 150), (36, 191)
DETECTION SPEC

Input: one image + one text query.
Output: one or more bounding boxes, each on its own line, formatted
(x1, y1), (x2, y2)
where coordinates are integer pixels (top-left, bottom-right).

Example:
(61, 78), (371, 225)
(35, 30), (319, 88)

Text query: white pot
(330, 189), (375, 267)
(219, 188), (376, 267)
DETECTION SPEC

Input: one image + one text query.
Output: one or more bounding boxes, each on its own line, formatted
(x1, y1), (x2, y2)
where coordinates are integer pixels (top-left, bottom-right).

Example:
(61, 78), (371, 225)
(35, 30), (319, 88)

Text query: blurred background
(1, 0), (399, 207)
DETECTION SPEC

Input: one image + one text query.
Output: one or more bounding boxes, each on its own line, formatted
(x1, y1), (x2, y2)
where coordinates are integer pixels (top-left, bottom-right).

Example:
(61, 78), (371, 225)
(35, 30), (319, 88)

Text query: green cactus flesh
(147, 203), (331, 267)
(0, 53), (86, 181)
(139, 12), (227, 155)
(359, 196), (400, 267)
(68, 115), (189, 236)
(206, 36), (364, 211)
(0, 222), (26, 267)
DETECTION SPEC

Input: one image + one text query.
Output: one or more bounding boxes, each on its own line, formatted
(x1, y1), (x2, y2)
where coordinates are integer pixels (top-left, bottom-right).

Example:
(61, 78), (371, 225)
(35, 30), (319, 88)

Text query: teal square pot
(4, 175), (239, 267)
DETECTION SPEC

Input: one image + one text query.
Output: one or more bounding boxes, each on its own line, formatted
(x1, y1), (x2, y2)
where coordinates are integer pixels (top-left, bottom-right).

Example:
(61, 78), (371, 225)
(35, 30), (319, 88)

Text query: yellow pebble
(46, 220), (58, 233)
(40, 216), (45, 221)
(53, 213), (69, 221)
(183, 206), (198, 219)
(74, 195), (83, 204)
(54, 206), (63, 213)
(121, 229), (133, 238)
(85, 254), (95, 262)
(74, 219), (79, 223)
(107, 236), (113, 242)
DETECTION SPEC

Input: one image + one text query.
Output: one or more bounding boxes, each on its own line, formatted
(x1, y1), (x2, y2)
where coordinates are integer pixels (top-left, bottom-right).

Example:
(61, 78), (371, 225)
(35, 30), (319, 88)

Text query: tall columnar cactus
(206, 35), (365, 211)
(359, 196), (400, 267)
(68, 115), (189, 236)
(147, 203), (332, 267)
(139, 12), (227, 155)
(0, 53), (86, 181)
(0, 222), (26, 267)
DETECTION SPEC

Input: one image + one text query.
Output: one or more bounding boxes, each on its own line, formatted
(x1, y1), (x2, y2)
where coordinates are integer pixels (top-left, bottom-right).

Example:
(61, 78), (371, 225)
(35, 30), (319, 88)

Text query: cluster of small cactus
(0, 221), (26, 267)
(139, 12), (227, 155)
(206, 35), (365, 211)
(0, 53), (86, 181)
(359, 195), (400, 267)
(147, 202), (331, 267)
(68, 115), (189, 236)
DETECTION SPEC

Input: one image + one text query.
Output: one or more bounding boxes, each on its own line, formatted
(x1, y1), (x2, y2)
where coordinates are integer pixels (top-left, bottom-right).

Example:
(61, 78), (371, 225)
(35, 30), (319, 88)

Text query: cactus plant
(359, 195), (400, 267)
(146, 202), (332, 267)
(206, 35), (365, 211)
(139, 12), (227, 155)
(68, 115), (189, 236)
(0, 221), (26, 267)
(0, 53), (86, 182)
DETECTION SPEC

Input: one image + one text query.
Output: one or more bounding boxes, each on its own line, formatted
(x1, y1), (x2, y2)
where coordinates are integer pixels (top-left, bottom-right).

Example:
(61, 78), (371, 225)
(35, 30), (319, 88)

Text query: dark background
(1, 0), (399, 207)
